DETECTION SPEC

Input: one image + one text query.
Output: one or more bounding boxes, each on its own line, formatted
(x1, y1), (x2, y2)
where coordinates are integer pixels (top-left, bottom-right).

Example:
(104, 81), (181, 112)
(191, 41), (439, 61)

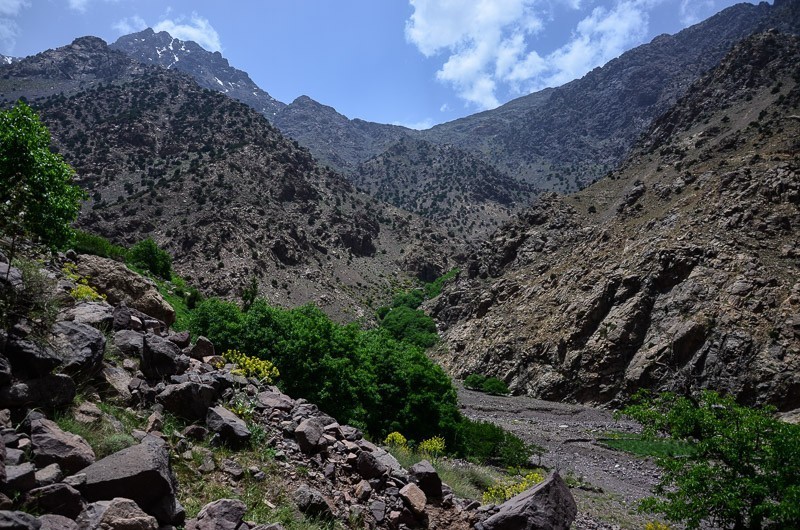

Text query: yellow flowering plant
(222, 349), (279, 384)
(482, 471), (545, 504)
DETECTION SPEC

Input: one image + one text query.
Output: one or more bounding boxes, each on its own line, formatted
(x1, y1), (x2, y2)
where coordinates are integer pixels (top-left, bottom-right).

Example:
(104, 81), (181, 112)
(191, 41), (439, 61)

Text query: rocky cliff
(430, 32), (800, 414)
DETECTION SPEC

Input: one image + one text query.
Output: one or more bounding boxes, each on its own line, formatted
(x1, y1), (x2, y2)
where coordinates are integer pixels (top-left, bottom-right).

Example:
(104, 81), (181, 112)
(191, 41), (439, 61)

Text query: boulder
(0, 511), (41, 530)
(293, 485), (333, 519)
(167, 331), (190, 349)
(4, 339), (60, 378)
(37, 514), (78, 530)
(156, 382), (217, 421)
(0, 375), (75, 409)
(409, 460), (442, 498)
(100, 366), (133, 402)
(0, 355), (10, 387)
(72, 436), (184, 525)
(189, 337), (214, 361)
(59, 302), (114, 330)
(49, 321), (106, 376)
(114, 330), (143, 357)
(475, 472), (577, 530)
(77, 497), (158, 530)
(75, 255), (175, 326)
(294, 418), (326, 454)
(256, 389), (294, 412)
(34, 464), (63, 487)
(356, 451), (387, 480)
(399, 483), (427, 516)
(31, 418), (95, 475)
(24, 483), (84, 519)
(206, 407), (250, 447)
(140, 334), (189, 380)
(185, 498), (247, 530)
(4, 463), (35, 493)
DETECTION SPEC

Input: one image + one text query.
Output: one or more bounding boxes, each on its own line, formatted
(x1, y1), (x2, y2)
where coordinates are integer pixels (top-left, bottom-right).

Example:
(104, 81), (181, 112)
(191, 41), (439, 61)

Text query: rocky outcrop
(475, 473), (576, 530)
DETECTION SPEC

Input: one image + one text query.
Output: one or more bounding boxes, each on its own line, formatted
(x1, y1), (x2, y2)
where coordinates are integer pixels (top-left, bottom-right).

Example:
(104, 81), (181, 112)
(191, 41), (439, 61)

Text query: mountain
(420, 0), (800, 192)
(429, 31), (800, 413)
(0, 37), (455, 320)
(354, 137), (537, 239)
(110, 28), (285, 119)
(0, 54), (18, 65)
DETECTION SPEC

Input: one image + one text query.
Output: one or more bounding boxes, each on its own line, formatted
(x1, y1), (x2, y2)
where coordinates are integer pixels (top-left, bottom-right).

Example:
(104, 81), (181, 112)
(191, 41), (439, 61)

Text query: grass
(599, 432), (695, 458)
(54, 405), (140, 459)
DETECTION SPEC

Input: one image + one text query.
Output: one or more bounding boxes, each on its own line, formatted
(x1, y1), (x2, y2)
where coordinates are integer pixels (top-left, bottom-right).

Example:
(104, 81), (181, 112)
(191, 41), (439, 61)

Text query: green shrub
(424, 268), (459, 299)
(189, 297), (242, 353)
(68, 229), (127, 260)
(621, 391), (800, 530)
(379, 305), (438, 348)
(481, 377), (509, 395)
(391, 289), (425, 310)
(464, 374), (488, 390)
(127, 238), (172, 280)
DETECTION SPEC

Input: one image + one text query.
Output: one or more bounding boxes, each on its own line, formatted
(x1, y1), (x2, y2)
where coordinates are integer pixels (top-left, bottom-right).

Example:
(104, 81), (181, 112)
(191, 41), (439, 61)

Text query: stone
(0, 511), (41, 529)
(474, 472), (577, 530)
(189, 337), (214, 360)
(293, 485), (333, 519)
(49, 321), (106, 376)
(167, 331), (191, 349)
(356, 450), (387, 480)
(206, 406), (250, 447)
(4, 448), (23, 466)
(31, 418), (96, 475)
(185, 498), (246, 530)
(5, 463), (36, 493)
(37, 514), (78, 530)
(355, 480), (372, 502)
(34, 464), (63, 487)
(256, 389), (294, 412)
(114, 330), (144, 357)
(0, 494), (10, 510)
(409, 460), (442, 498)
(0, 356), (10, 388)
(294, 418), (326, 454)
(112, 303), (133, 331)
(100, 366), (133, 402)
(74, 402), (103, 424)
(140, 334), (189, 380)
(220, 459), (244, 481)
(370, 500), (386, 524)
(145, 411), (163, 433)
(181, 425), (208, 441)
(156, 382), (217, 421)
(59, 302), (114, 330)
(0, 375), (75, 409)
(24, 483), (84, 519)
(78, 497), (158, 530)
(399, 483), (427, 516)
(72, 436), (184, 525)
(75, 255), (175, 326)
(4, 339), (60, 378)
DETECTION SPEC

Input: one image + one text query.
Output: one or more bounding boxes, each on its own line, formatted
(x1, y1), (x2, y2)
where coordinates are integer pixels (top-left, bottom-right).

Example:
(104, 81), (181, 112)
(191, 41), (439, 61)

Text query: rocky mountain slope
(421, 0), (800, 192)
(0, 37), (454, 320)
(429, 31), (800, 414)
(110, 28), (286, 120)
(355, 137), (537, 239)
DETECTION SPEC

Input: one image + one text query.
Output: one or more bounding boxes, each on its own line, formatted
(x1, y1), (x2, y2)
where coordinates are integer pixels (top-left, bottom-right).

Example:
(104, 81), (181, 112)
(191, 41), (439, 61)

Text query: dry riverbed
(457, 386), (670, 529)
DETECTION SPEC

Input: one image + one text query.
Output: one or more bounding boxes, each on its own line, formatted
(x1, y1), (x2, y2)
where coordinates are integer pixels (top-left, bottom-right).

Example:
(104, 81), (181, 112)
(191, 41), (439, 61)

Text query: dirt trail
(458, 386), (666, 529)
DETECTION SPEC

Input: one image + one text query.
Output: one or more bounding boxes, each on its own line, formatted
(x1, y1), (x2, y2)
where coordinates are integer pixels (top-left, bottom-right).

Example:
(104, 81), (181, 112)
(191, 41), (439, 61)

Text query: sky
(0, 0), (760, 128)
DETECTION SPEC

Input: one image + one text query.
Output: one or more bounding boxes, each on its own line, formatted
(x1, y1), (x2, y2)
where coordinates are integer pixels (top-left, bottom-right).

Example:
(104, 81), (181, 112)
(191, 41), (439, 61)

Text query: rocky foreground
(1, 251), (579, 529)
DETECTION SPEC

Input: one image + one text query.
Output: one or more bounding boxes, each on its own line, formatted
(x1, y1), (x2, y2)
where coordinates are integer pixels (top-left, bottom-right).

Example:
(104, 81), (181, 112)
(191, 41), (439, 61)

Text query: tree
(127, 238), (172, 280)
(0, 101), (84, 255)
(621, 391), (800, 530)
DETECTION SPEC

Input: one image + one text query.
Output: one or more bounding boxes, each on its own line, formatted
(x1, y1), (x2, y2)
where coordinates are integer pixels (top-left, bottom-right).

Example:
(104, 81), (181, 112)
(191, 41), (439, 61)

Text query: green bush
(454, 418), (535, 467)
(68, 229), (127, 261)
(127, 238), (172, 280)
(481, 377), (509, 395)
(189, 297), (242, 353)
(621, 391), (800, 530)
(424, 268), (460, 299)
(379, 305), (438, 348)
(464, 374), (488, 390)
(391, 289), (425, 310)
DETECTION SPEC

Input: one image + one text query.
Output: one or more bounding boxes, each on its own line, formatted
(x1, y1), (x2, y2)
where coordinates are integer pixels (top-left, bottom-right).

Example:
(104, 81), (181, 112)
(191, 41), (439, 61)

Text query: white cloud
(154, 13), (221, 52)
(406, 0), (661, 110)
(0, 0), (28, 17)
(679, 0), (716, 25)
(0, 0), (28, 54)
(113, 15), (147, 35)
(393, 118), (435, 130)
(68, 0), (88, 11)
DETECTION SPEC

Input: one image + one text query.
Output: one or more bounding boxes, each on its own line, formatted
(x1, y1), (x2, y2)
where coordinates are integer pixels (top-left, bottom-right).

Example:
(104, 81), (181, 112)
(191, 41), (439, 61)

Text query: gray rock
(34, 464), (63, 487)
(114, 330), (144, 357)
(220, 459), (244, 481)
(206, 406), (250, 447)
(112, 303), (133, 331)
(49, 321), (106, 376)
(4, 448), (23, 466)
(370, 500), (386, 524)
(356, 450), (387, 480)
(37, 514), (78, 530)
(0, 375), (75, 409)
(409, 460), (442, 498)
(59, 302), (114, 330)
(167, 331), (190, 349)
(24, 483), (84, 519)
(5, 463), (35, 493)
(100, 365), (133, 402)
(189, 337), (214, 360)
(4, 339), (60, 378)
(31, 418), (95, 475)
(156, 382), (217, 421)
(78, 497), (158, 530)
(256, 389), (294, 412)
(293, 485), (333, 519)
(475, 472), (577, 530)
(0, 511), (41, 529)
(72, 436), (184, 525)
(0, 355), (10, 387)
(185, 498), (246, 530)
(294, 418), (326, 454)
(140, 335), (189, 380)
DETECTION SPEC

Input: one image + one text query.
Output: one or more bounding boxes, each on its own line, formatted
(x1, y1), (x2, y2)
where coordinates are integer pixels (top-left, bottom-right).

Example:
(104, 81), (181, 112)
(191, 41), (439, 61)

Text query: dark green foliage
(240, 275), (258, 312)
(391, 289), (425, 310)
(424, 268), (460, 299)
(454, 419), (535, 467)
(189, 298), (242, 353)
(481, 377), (509, 395)
(67, 229), (127, 260)
(379, 305), (438, 348)
(621, 391), (800, 530)
(0, 101), (85, 250)
(464, 374), (487, 390)
(127, 238), (172, 280)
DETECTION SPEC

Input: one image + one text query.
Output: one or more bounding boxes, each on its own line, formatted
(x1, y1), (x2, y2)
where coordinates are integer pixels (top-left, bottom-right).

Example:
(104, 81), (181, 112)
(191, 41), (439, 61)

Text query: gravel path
(457, 386), (667, 529)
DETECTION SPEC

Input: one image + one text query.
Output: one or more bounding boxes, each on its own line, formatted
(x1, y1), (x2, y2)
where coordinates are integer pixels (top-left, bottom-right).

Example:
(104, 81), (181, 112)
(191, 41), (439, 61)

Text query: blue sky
(0, 0), (758, 128)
